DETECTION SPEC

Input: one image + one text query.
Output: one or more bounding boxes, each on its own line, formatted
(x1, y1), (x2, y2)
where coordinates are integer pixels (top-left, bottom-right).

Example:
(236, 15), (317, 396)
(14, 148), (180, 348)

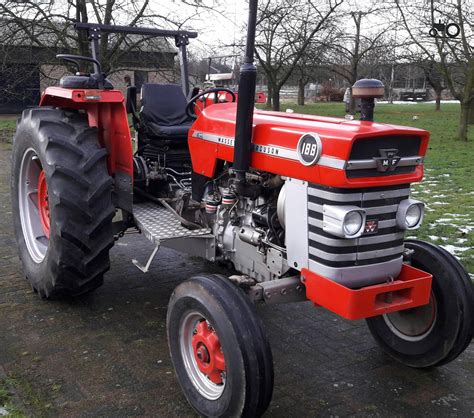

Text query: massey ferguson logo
(374, 149), (401, 172)
(364, 220), (379, 234)
(297, 133), (322, 166)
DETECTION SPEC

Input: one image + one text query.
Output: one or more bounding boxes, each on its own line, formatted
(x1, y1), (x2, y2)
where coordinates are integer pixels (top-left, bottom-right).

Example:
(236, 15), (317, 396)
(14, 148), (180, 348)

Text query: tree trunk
(272, 88), (281, 111)
(297, 79), (306, 106)
(469, 102), (474, 125)
(458, 101), (469, 141)
(435, 90), (441, 111)
(266, 81), (273, 108)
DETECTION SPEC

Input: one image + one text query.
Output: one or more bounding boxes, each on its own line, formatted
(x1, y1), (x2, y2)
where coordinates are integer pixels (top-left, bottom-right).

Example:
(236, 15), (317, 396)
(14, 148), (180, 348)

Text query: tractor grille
(307, 183), (409, 268)
(346, 135), (422, 178)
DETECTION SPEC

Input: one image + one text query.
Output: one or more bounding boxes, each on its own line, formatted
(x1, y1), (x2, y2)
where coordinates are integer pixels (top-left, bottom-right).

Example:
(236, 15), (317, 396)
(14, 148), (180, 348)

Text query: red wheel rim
(192, 320), (226, 384)
(37, 170), (50, 239)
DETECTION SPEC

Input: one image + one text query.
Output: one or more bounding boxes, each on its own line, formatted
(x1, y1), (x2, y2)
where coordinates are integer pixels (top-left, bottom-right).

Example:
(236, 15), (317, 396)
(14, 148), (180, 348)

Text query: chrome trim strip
(346, 156), (423, 171)
(357, 245), (405, 260)
(192, 131), (346, 169)
(308, 231), (405, 247)
(192, 131), (235, 146)
(362, 188), (410, 201)
(358, 232), (405, 245)
(365, 205), (399, 215)
(309, 246), (357, 262)
(308, 232), (358, 247)
(318, 156), (346, 169)
(308, 187), (362, 202)
(308, 217), (323, 229)
(378, 219), (397, 228)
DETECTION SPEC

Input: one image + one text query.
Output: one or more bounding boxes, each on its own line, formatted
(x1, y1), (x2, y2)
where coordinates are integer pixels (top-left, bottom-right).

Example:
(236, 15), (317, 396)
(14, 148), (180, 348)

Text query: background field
(1, 102), (473, 274)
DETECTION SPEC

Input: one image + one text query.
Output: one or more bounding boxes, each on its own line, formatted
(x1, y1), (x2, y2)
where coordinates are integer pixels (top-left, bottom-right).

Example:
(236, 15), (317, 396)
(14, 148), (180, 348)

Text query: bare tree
(255, 0), (343, 111)
(323, 5), (395, 114)
(395, 0), (474, 141)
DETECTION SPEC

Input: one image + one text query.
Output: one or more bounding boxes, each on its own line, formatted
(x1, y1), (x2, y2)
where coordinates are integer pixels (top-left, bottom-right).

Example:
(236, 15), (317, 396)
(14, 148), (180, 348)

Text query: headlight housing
(396, 199), (424, 230)
(323, 205), (366, 239)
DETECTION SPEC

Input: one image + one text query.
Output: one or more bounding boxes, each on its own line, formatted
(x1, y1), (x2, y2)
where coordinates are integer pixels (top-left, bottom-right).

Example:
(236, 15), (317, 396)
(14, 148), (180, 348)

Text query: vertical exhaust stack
(352, 79), (385, 122)
(233, 0), (258, 191)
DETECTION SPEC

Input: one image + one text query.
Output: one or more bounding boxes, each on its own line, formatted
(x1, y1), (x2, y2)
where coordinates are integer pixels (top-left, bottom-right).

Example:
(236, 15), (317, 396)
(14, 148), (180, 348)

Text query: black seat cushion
(60, 75), (113, 90)
(140, 84), (193, 139)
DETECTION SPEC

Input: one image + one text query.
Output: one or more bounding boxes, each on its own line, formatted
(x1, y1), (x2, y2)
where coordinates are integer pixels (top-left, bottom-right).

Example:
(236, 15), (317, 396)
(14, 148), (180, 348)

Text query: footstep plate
(133, 202), (211, 245)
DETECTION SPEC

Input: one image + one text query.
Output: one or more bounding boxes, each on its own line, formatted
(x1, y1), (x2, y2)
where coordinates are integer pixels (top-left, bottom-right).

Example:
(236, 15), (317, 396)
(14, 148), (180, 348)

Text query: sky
(151, 0), (249, 57)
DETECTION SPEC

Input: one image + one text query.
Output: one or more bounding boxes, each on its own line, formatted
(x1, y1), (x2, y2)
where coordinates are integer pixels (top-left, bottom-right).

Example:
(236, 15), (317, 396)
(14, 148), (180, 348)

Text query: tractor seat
(59, 74), (114, 90)
(140, 84), (193, 140)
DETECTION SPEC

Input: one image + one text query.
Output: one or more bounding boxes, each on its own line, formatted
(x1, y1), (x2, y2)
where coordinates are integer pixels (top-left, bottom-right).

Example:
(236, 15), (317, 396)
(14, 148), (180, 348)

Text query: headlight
(344, 211), (364, 236)
(323, 205), (366, 238)
(396, 199), (424, 230)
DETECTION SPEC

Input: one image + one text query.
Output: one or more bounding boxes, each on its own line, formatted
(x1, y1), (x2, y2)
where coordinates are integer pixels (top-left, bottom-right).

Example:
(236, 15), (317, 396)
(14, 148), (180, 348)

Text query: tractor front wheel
(11, 108), (115, 298)
(366, 240), (474, 368)
(167, 274), (274, 417)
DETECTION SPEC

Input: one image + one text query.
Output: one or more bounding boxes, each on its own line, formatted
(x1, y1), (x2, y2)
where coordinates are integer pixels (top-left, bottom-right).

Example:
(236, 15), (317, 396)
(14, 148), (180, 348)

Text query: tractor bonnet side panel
(188, 103), (429, 189)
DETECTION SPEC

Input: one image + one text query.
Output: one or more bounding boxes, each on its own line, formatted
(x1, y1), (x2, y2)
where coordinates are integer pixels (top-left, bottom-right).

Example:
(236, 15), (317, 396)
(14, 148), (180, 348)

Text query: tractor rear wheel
(11, 107), (115, 298)
(366, 240), (474, 368)
(167, 274), (274, 417)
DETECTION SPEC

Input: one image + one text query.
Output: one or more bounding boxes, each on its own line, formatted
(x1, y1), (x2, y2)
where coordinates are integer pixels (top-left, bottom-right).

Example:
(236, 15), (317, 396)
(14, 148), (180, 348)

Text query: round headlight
(344, 211), (363, 236)
(406, 204), (422, 228)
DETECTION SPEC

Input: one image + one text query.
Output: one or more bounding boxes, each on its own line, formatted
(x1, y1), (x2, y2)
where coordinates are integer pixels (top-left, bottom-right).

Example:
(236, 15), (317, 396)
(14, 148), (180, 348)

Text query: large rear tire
(167, 274), (274, 417)
(366, 240), (474, 368)
(11, 107), (115, 298)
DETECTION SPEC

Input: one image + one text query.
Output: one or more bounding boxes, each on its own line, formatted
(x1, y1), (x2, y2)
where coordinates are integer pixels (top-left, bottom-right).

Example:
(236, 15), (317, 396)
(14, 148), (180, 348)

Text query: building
(0, 19), (178, 114)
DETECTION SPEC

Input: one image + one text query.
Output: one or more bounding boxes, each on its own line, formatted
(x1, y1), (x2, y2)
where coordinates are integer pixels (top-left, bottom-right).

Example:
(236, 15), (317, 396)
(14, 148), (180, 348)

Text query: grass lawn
(1, 103), (473, 274)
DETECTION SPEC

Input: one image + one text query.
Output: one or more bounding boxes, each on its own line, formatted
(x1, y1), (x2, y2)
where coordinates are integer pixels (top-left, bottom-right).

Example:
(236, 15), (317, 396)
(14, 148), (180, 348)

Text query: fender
(40, 86), (134, 212)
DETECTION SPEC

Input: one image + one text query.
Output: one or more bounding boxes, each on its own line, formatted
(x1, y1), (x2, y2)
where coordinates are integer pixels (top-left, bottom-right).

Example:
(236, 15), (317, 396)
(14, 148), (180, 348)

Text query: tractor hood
(188, 103), (430, 188)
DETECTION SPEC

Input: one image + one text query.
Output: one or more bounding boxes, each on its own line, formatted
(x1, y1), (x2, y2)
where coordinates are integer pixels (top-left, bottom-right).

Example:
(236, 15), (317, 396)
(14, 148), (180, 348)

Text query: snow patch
(441, 245), (470, 254)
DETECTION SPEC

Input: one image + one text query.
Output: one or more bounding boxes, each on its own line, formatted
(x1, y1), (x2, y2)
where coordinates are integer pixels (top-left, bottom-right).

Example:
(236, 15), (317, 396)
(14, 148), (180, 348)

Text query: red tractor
(10, 2), (473, 417)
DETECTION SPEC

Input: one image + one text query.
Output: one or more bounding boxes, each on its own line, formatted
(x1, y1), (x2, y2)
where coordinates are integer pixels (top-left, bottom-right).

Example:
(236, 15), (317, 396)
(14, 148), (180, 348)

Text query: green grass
(0, 378), (26, 417)
(0, 117), (16, 143)
(261, 102), (474, 274)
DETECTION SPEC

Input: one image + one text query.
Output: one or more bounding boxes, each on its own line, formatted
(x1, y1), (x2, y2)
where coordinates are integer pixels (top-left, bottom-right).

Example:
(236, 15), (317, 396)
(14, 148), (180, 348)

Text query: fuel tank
(188, 103), (429, 188)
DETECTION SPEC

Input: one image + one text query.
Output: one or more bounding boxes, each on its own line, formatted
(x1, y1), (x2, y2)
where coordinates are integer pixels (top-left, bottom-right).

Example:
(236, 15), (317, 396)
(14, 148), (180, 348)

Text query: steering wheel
(186, 88), (236, 119)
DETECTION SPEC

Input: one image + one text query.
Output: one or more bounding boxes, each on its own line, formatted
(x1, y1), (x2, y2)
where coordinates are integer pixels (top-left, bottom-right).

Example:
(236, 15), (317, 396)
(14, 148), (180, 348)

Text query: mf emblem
(364, 220), (378, 234)
(374, 148), (401, 172)
(297, 133), (322, 166)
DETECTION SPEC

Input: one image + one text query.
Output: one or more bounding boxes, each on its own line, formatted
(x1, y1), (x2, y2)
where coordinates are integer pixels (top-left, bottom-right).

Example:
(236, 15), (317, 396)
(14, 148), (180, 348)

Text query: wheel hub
(192, 320), (226, 384)
(37, 170), (50, 238)
(384, 293), (437, 341)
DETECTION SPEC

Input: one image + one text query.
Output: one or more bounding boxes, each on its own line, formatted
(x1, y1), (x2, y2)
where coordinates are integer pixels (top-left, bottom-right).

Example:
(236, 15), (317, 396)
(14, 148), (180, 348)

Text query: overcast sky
(155, 0), (249, 57)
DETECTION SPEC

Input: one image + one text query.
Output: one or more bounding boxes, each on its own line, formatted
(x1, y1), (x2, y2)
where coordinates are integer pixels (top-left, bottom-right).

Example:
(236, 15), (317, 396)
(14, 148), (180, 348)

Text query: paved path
(0, 142), (473, 417)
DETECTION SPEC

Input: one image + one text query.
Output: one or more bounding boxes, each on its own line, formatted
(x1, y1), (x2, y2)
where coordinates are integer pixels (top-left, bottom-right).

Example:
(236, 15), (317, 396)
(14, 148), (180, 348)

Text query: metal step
(133, 202), (211, 246)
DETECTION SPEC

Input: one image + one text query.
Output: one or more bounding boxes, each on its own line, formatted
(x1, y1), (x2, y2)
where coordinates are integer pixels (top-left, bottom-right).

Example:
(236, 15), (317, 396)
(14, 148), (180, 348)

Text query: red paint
(188, 103), (430, 188)
(40, 87), (133, 178)
(37, 170), (50, 239)
(302, 264), (433, 320)
(192, 320), (226, 385)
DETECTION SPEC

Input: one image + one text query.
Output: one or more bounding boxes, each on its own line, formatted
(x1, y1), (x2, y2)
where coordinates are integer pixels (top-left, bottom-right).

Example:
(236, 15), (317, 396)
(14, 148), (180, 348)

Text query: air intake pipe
(233, 0), (258, 194)
(352, 79), (385, 122)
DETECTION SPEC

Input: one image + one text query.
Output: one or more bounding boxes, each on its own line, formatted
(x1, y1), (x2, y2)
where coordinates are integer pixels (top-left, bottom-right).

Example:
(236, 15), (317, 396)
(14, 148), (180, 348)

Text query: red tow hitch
(192, 320), (226, 384)
(37, 170), (51, 238)
(302, 264), (433, 320)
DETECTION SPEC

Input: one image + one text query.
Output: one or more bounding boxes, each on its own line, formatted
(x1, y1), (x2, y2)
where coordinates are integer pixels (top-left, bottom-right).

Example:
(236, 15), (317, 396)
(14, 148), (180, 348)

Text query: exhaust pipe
(233, 0), (258, 191)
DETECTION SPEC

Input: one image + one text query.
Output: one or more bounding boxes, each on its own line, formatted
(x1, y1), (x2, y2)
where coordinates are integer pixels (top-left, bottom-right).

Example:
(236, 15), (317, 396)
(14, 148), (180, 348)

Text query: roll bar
(74, 22), (198, 95)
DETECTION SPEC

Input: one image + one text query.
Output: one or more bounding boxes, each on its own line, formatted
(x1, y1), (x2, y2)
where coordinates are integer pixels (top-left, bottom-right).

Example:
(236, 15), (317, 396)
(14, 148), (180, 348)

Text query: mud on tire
(11, 107), (115, 298)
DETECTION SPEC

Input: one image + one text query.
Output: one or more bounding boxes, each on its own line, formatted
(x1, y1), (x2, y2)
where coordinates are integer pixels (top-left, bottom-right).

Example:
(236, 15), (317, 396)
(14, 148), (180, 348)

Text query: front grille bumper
(307, 183), (410, 288)
(346, 135), (422, 178)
